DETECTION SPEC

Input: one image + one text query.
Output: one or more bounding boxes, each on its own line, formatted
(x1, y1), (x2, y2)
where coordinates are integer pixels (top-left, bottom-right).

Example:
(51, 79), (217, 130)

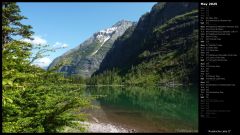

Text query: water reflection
(86, 86), (198, 132)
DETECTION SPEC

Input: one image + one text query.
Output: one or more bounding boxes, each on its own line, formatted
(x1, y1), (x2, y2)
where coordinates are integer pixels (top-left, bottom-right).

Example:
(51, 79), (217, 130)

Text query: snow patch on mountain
(100, 27), (117, 34)
(91, 36), (110, 56)
(91, 26), (119, 56)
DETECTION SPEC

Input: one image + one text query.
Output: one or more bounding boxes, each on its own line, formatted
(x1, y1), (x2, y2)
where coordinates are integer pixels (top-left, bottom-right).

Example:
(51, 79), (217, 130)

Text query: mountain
(92, 2), (198, 85)
(48, 20), (134, 77)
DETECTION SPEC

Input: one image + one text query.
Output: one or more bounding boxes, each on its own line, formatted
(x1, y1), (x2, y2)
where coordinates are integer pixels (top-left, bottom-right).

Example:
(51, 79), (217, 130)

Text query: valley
(2, 2), (199, 133)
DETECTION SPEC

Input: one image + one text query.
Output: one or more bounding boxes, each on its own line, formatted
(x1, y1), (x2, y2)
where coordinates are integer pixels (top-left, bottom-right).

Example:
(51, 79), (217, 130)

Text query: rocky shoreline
(82, 121), (130, 133)
(63, 120), (136, 133)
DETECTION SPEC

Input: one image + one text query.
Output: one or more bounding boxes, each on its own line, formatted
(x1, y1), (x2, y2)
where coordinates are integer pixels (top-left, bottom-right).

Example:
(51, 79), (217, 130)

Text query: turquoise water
(85, 86), (198, 133)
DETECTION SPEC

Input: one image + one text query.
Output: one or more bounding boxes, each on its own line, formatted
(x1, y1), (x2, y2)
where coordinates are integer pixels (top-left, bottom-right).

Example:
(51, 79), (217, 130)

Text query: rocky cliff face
(96, 2), (198, 74)
(48, 20), (134, 77)
(93, 2), (198, 84)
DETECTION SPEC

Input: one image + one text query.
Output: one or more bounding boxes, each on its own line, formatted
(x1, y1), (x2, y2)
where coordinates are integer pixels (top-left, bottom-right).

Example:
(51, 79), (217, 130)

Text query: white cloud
(33, 57), (52, 69)
(22, 36), (69, 49)
(22, 35), (47, 46)
(53, 42), (69, 48)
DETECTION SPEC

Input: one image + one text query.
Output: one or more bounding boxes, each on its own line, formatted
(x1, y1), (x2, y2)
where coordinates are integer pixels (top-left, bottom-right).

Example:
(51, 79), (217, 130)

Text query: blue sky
(17, 2), (156, 68)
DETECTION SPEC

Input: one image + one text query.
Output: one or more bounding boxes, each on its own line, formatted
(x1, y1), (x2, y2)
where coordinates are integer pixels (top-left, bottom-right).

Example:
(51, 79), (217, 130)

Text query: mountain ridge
(48, 20), (134, 77)
(91, 2), (198, 85)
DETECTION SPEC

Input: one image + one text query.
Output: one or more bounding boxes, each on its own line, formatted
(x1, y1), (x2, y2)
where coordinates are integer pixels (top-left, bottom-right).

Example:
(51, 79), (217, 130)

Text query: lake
(83, 86), (198, 133)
